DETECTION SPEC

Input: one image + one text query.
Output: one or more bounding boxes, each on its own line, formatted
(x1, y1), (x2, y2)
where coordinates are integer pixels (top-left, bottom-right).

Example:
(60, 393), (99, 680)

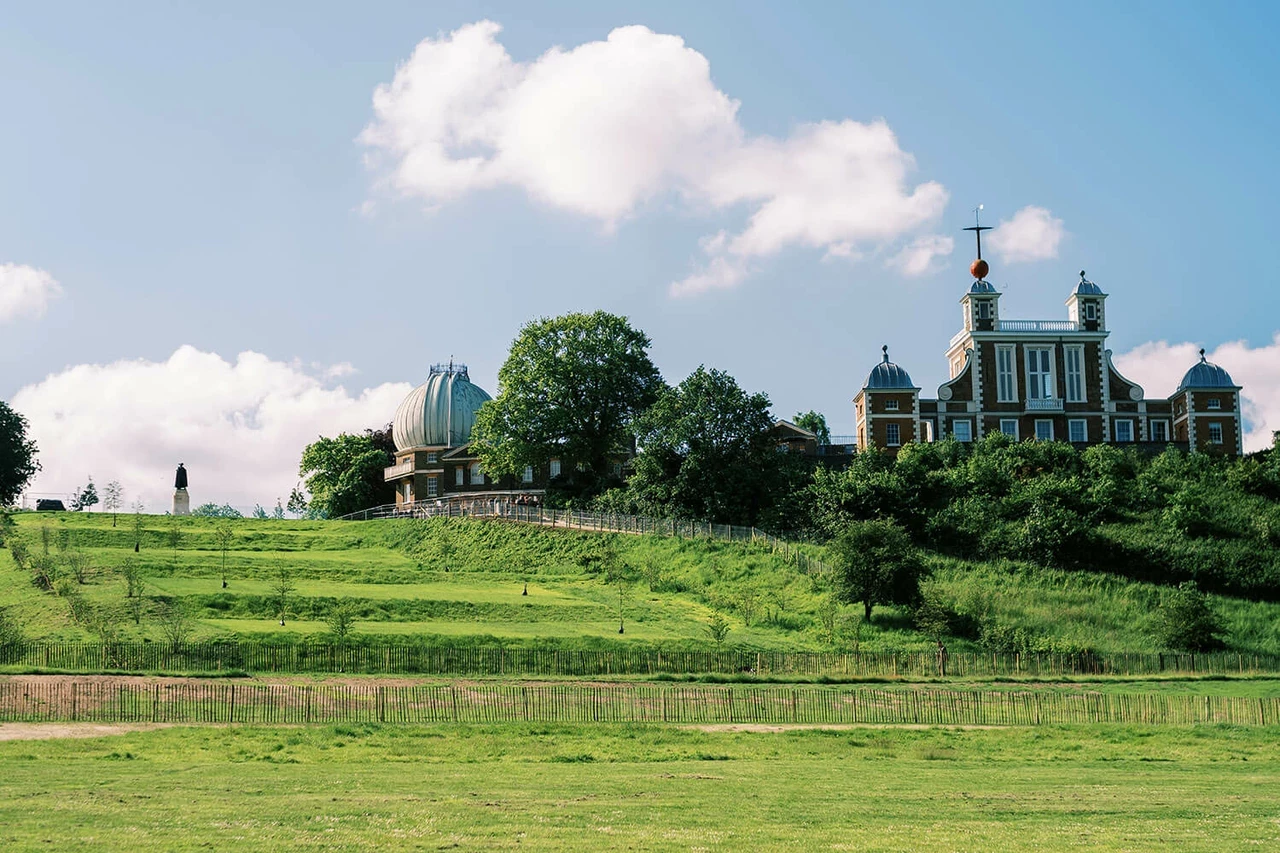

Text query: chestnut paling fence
(1, 681), (1277, 726)
(2, 643), (1279, 678)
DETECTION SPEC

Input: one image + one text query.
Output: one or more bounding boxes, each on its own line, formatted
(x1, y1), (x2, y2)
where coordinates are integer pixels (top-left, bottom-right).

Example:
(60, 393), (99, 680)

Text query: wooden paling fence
(1, 681), (1276, 727)
(3, 643), (1280, 678)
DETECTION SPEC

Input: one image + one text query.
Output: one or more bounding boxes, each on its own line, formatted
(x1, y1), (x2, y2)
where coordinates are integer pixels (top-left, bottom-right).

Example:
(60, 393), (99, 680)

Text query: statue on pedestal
(173, 463), (190, 516)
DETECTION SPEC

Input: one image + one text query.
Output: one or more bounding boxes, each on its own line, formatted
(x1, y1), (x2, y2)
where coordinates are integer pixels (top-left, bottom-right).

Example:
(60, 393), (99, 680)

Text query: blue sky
(3, 1), (1278, 507)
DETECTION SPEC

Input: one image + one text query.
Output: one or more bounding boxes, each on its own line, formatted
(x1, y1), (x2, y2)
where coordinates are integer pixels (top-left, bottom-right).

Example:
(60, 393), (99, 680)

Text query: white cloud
(0, 263), (63, 324)
(987, 205), (1065, 264)
(886, 235), (954, 277)
(361, 21), (948, 295)
(1115, 335), (1280, 452)
(11, 346), (411, 512)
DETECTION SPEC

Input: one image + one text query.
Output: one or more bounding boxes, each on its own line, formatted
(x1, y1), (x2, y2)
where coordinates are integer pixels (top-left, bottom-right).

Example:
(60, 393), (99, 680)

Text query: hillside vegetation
(2, 507), (1279, 655)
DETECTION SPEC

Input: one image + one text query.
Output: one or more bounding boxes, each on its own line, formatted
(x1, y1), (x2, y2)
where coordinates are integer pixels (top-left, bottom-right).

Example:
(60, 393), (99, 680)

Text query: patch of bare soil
(0, 722), (175, 741)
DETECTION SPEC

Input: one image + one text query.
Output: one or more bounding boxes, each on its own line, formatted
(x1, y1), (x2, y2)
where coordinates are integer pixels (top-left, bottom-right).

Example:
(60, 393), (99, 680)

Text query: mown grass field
(5, 511), (1280, 655)
(0, 722), (1276, 850)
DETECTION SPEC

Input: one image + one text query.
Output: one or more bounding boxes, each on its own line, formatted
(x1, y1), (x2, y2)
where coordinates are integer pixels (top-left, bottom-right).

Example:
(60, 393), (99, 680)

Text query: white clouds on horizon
(1116, 335), (1280, 452)
(11, 346), (410, 512)
(360, 21), (949, 297)
(0, 263), (63, 324)
(886, 235), (955, 277)
(987, 205), (1065, 264)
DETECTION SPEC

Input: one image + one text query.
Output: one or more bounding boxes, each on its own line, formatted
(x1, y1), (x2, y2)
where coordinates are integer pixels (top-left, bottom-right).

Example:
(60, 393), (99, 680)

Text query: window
(1085, 303), (1097, 321)
(976, 301), (991, 320)
(885, 400), (900, 411)
(426, 452), (438, 463)
(1068, 419), (1087, 443)
(1151, 421), (1169, 442)
(921, 421), (934, 442)
(1000, 419), (1019, 439)
(549, 459), (561, 478)
(1206, 398), (1221, 410)
(996, 346), (1017, 402)
(1064, 346), (1084, 403)
(522, 465), (534, 483)
(1034, 420), (1054, 441)
(951, 420), (972, 442)
(402, 482), (412, 502)
(471, 463), (484, 484)
(455, 467), (464, 486)
(1208, 423), (1224, 444)
(886, 423), (901, 446)
(1114, 420), (1134, 443)
(1026, 347), (1053, 400)
(426, 477), (438, 497)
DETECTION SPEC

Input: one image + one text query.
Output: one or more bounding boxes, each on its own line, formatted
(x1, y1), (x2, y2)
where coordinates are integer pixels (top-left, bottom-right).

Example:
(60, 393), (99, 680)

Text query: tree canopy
(471, 311), (663, 497)
(624, 366), (780, 525)
(0, 401), (40, 507)
(299, 432), (395, 518)
(829, 518), (927, 621)
(793, 410), (831, 445)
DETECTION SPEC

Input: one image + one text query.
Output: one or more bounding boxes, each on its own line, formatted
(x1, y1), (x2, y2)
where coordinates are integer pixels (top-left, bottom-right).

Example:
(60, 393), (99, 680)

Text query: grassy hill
(3, 510), (1280, 655)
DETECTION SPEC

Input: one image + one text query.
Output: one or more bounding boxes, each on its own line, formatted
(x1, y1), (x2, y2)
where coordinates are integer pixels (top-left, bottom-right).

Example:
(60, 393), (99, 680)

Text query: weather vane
(964, 204), (993, 280)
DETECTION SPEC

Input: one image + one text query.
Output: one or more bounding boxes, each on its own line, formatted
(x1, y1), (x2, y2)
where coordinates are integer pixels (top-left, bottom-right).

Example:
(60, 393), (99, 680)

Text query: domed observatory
(1170, 350), (1243, 455)
(853, 346), (922, 456)
(385, 363), (493, 506)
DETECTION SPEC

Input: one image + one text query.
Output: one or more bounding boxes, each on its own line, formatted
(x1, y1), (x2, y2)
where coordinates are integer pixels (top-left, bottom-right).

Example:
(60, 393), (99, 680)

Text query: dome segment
(1074, 270), (1104, 295)
(1176, 350), (1237, 392)
(392, 364), (493, 451)
(863, 346), (917, 389)
(969, 279), (997, 294)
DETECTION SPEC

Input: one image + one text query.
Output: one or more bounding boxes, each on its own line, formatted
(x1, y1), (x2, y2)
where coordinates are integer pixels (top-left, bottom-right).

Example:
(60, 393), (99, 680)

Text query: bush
(1152, 581), (1225, 652)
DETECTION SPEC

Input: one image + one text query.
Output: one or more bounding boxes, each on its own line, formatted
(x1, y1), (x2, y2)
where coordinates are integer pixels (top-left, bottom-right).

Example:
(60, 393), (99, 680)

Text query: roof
(1074, 270), (1104, 296)
(968, 279), (997, 294)
(771, 419), (818, 440)
(392, 364), (493, 451)
(863, 346), (917, 390)
(1177, 351), (1238, 391)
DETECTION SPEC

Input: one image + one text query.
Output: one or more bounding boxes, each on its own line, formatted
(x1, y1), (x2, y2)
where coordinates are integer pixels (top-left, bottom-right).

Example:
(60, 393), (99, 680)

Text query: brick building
(856, 251), (1243, 458)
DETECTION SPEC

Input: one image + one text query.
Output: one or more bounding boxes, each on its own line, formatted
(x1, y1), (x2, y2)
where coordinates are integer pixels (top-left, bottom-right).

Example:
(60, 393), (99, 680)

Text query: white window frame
(1068, 419), (1087, 443)
(885, 423), (901, 447)
(996, 345), (1017, 403)
(1034, 419), (1054, 441)
(976, 300), (991, 320)
(885, 399), (900, 411)
(1206, 398), (1221, 410)
(1208, 423), (1224, 444)
(1025, 346), (1055, 401)
(1085, 302), (1097, 321)
(999, 419), (1019, 439)
(455, 467), (464, 486)
(426, 451), (438, 463)
(426, 476), (438, 497)
(522, 465), (534, 483)
(951, 420), (973, 443)
(549, 459), (561, 478)
(921, 421), (935, 443)
(402, 482), (412, 502)
(1114, 420), (1134, 443)
(471, 463), (484, 484)
(1150, 420), (1170, 442)
(1064, 345), (1085, 403)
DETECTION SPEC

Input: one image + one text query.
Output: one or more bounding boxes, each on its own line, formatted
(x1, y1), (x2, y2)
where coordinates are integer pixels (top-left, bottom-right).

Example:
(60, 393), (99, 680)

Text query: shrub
(1152, 581), (1225, 652)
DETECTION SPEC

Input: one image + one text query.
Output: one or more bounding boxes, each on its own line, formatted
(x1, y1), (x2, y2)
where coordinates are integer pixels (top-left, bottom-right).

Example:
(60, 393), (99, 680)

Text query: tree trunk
(864, 600), (873, 622)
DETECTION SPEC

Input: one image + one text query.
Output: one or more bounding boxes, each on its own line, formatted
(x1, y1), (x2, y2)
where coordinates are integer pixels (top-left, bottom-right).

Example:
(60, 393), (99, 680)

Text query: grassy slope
(0, 723), (1276, 850)
(4, 511), (1280, 654)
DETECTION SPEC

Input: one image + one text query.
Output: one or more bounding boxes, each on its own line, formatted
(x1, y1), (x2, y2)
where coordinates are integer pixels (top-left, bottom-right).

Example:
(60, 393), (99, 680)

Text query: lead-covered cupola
(1066, 270), (1107, 331)
(392, 363), (492, 451)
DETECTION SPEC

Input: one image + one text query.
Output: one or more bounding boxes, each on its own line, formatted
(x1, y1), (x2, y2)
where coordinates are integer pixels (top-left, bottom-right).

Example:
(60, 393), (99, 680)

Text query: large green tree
(829, 518), (927, 622)
(626, 366), (779, 525)
(298, 432), (394, 518)
(472, 311), (663, 495)
(793, 410), (831, 445)
(0, 401), (40, 508)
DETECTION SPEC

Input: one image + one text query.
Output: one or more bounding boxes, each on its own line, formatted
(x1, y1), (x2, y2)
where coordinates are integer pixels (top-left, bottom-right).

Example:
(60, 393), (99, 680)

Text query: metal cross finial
(882, 344), (889, 363)
(963, 204), (992, 260)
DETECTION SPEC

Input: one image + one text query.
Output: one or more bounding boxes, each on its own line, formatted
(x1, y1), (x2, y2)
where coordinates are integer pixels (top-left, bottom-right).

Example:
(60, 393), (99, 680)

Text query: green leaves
(0, 401), (40, 508)
(299, 433), (394, 519)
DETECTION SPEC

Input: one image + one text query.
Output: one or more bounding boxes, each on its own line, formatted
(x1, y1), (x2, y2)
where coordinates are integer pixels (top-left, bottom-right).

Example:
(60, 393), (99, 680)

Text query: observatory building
(856, 221), (1243, 458)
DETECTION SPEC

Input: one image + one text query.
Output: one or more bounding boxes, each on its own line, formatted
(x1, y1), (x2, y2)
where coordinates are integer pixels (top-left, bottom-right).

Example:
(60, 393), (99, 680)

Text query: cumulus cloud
(361, 21), (948, 295)
(987, 205), (1065, 264)
(1115, 335), (1280, 452)
(886, 235), (954, 277)
(0, 263), (63, 324)
(11, 346), (411, 512)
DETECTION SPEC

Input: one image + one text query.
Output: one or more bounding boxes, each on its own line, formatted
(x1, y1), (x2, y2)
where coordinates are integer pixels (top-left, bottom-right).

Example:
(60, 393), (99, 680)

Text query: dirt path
(0, 722), (175, 741)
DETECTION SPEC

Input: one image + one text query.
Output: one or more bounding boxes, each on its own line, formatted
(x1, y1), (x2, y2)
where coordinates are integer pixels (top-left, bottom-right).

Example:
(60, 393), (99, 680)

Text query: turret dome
(392, 363), (492, 451)
(863, 346), (916, 389)
(1073, 270), (1104, 295)
(1177, 351), (1237, 392)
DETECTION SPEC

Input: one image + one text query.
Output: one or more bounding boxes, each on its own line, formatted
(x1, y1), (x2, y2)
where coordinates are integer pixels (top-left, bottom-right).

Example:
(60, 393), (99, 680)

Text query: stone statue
(175, 463), (188, 490)
(173, 463), (190, 516)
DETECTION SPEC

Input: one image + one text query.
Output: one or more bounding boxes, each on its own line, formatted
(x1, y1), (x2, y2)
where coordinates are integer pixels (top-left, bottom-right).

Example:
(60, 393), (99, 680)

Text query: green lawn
(0, 723), (1276, 850)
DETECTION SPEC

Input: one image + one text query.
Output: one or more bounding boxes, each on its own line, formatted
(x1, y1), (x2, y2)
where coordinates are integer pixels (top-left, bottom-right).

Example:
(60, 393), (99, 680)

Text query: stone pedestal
(173, 488), (190, 516)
